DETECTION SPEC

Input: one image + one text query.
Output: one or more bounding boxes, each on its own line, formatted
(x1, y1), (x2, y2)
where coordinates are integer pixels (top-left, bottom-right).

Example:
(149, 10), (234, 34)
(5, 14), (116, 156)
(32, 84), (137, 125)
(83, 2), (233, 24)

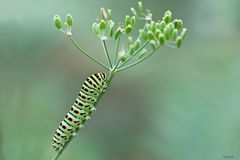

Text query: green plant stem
(70, 37), (109, 70)
(113, 33), (121, 65)
(118, 40), (149, 68)
(101, 40), (113, 68)
(51, 70), (116, 160)
(117, 48), (158, 72)
(113, 59), (120, 72)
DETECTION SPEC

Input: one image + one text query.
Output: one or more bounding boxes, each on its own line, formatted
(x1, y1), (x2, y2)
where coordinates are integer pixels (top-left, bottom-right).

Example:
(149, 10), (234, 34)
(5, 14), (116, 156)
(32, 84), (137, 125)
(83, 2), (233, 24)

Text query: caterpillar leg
(72, 123), (85, 136)
(72, 132), (77, 137)
(56, 145), (63, 152)
(85, 115), (91, 120)
(102, 83), (108, 93)
(90, 107), (96, 112)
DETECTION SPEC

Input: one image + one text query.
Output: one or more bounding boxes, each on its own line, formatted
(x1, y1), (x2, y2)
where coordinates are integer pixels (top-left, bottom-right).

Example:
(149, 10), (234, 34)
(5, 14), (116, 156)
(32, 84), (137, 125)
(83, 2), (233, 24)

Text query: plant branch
(112, 59), (121, 72)
(113, 33), (121, 65)
(70, 37), (109, 70)
(118, 40), (149, 69)
(117, 48), (158, 72)
(101, 40), (113, 68)
(51, 70), (116, 160)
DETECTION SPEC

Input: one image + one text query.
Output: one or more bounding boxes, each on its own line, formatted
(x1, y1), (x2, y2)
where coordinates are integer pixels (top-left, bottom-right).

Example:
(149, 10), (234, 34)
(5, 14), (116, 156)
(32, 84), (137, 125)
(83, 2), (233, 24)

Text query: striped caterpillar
(52, 72), (107, 151)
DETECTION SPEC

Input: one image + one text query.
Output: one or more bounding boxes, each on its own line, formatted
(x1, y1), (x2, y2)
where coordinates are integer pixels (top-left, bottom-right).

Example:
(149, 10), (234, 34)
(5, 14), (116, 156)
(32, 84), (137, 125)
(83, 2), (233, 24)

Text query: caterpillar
(52, 72), (107, 151)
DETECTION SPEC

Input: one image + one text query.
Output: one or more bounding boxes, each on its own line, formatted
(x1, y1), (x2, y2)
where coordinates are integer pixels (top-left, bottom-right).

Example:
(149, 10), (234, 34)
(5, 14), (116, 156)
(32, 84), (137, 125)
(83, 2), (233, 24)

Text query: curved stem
(113, 34), (121, 65)
(117, 48), (158, 72)
(101, 40), (113, 69)
(51, 70), (116, 160)
(70, 37), (109, 70)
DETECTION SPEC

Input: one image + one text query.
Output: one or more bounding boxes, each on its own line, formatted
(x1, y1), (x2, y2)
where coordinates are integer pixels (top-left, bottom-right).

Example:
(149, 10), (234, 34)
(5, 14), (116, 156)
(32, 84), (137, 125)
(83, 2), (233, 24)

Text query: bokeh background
(0, 0), (240, 160)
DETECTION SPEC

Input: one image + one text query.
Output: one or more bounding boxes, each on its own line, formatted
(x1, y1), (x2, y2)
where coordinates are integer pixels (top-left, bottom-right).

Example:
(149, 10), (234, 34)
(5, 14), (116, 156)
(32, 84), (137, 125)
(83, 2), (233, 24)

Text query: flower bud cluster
(92, 7), (137, 40)
(138, 10), (187, 49)
(92, 8), (117, 40)
(53, 1), (188, 75)
(54, 14), (73, 36)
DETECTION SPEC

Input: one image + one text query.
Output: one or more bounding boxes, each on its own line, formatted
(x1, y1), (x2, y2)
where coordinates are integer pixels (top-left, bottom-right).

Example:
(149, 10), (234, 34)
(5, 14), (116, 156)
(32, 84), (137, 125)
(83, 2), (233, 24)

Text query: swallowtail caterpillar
(52, 72), (107, 151)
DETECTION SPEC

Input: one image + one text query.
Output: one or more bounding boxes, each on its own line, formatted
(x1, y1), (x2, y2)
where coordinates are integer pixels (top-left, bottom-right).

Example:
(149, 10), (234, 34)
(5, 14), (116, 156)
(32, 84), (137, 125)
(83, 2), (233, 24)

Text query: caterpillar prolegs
(52, 72), (107, 151)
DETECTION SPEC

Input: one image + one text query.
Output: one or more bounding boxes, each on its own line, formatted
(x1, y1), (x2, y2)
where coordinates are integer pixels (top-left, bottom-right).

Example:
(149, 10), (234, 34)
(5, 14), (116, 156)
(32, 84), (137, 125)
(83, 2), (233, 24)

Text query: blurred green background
(0, 0), (240, 160)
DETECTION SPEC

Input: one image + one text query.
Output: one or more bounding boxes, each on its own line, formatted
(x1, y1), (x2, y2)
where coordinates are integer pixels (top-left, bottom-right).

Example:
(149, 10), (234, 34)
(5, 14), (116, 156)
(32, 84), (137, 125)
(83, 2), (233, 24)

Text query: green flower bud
(101, 8), (108, 20)
(173, 19), (183, 29)
(178, 20), (183, 29)
(99, 20), (106, 31)
(139, 29), (147, 41)
(172, 29), (178, 40)
(163, 10), (172, 24)
(107, 20), (114, 37)
(129, 45), (134, 55)
(164, 27), (170, 40)
(147, 30), (155, 40)
(180, 28), (187, 39)
(133, 39), (141, 51)
(150, 40), (157, 50)
(138, 2), (144, 13)
(130, 16), (136, 26)
(114, 27), (121, 40)
(107, 20), (114, 28)
(54, 15), (62, 29)
(158, 21), (166, 32)
(66, 13), (73, 27)
(130, 7), (137, 17)
(92, 23), (100, 36)
(120, 56), (126, 62)
(150, 21), (156, 33)
(167, 22), (174, 35)
(109, 26), (114, 37)
(155, 29), (161, 38)
(176, 36), (182, 48)
(107, 20), (114, 29)
(163, 15), (171, 24)
(119, 51), (127, 62)
(107, 9), (112, 20)
(125, 15), (131, 26)
(158, 34), (165, 45)
(164, 10), (172, 16)
(146, 23), (151, 31)
(125, 25), (132, 34)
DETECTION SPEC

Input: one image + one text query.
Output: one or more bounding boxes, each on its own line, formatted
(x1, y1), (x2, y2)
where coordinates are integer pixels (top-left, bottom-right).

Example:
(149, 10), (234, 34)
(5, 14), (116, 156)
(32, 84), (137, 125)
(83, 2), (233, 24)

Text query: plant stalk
(101, 40), (113, 68)
(113, 33), (121, 65)
(70, 37), (109, 70)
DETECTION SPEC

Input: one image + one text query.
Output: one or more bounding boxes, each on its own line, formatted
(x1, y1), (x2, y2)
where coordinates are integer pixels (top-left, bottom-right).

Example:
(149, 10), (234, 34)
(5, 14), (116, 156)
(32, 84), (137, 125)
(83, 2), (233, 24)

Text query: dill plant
(51, 1), (187, 159)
